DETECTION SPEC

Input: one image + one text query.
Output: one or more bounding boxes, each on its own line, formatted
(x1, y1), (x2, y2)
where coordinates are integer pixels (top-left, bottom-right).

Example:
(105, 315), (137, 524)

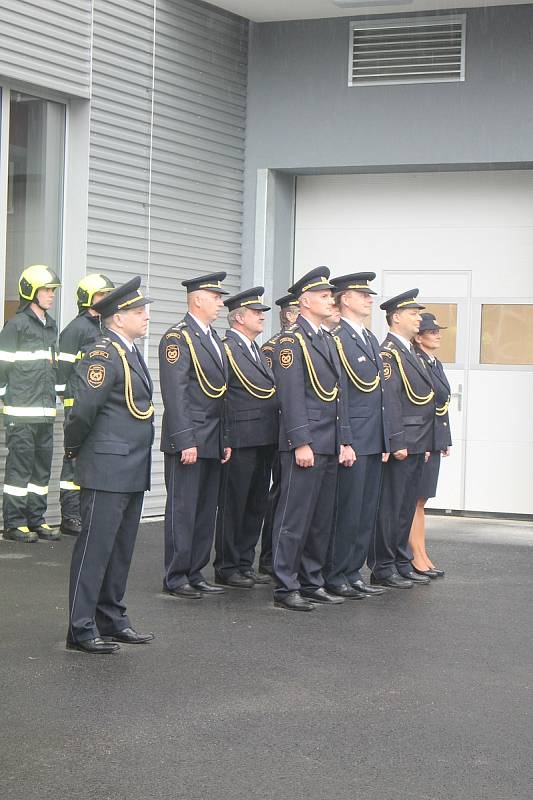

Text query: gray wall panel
(0, 0), (91, 97)
(243, 6), (533, 278)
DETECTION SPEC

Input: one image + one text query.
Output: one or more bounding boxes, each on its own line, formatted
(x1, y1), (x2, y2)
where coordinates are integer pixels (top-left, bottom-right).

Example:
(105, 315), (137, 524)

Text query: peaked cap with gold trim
(92, 276), (152, 316)
(331, 272), (377, 295)
(224, 286), (270, 311)
(275, 293), (299, 309)
(380, 288), (425, 313)
(289, 266), (335, 297)
(182, 271), (228, 294)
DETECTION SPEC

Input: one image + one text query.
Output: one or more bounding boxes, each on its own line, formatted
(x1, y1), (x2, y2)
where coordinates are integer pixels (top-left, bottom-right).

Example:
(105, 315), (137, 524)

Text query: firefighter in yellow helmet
(0, 265), (61, 542)
(56, 273), (115, 535)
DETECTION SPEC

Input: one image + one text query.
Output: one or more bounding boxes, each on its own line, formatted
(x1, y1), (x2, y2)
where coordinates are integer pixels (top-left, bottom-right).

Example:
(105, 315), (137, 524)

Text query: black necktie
(317, 330), (330, 360)
(409, 344), (416, 356)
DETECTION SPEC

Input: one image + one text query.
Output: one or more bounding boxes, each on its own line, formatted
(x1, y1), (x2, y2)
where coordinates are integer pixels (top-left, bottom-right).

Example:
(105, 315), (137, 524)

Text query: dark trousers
(326, 453), (383, 588)
(369, 453), (425, 579)
(3, 422), (53, 530)
(214, 444), (275, 577)
(60, 407), (80, 520)
(163, 455), (221, 589)
(272, 452), (338, 598)
(68, 488), (143, 642)
(259, 452), (281, 570)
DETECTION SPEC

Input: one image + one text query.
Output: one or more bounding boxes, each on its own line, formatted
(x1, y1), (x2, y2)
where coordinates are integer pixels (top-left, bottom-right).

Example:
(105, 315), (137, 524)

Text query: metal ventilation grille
(350, 15), (466, 86)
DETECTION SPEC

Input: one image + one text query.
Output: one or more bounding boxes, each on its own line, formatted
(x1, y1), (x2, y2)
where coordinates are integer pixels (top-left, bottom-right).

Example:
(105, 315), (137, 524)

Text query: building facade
(0, 0), (532, 517)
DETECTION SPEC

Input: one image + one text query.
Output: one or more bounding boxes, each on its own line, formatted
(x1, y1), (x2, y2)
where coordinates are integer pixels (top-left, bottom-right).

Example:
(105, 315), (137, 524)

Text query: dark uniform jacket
(415, 347), (452, 452)
(272, 315), (351, 455)
(57, 311), (102, 401)
(65, 330), (154, 492)
(159, 312), (229, 459)
(261, 329), (283, 372)
(0, 305), (58, 424)
(223, 329), (278, 449)
(380, 333), (435, 454)
(332, 319), (391, 456)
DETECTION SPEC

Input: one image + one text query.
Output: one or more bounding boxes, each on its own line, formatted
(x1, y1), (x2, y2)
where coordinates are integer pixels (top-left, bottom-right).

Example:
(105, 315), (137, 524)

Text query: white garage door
(294, 170), (533, 515)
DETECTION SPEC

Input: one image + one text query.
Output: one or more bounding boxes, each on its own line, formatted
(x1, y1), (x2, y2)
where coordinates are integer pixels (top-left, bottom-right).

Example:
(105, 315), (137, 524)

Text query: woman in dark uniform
(409, 313), (452, 578)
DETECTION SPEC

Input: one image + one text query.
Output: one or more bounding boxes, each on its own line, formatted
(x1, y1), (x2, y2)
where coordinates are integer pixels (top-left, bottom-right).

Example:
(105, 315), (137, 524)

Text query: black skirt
(418, 451), (441, 500)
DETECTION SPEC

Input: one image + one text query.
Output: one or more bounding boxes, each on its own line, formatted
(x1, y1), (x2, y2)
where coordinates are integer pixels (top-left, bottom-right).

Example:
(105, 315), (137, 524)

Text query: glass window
(421, 302), (457, 364)
(4, 93), (65, 321)
(480, 304), (533, 366)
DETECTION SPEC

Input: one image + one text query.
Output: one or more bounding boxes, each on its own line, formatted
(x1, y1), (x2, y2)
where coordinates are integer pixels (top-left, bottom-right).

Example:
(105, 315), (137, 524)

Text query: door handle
(451, 383), (462, 412)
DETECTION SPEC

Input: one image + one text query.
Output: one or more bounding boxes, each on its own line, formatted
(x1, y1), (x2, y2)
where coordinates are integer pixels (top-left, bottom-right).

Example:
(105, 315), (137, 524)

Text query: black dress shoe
(401, 570), (431, 585)
(301, 587), (345, 605)
(163, 583), (202, 599)
(191, 580), (226, 594)
(60, 517), (82, 536)
(215, 572), (254, 589)
(66, 637), (120, 654)
(411, 565), (439, 579)
(326, 583), (366, 599)
(274, 591), (315, 612)
(258, 564), (273, 576)
(350, 579), (386, 596)
(371, 573), (413, 589)
(431, 567), (445, 578)
(103, 627), (154, 644)
(241, 569), (271, 584)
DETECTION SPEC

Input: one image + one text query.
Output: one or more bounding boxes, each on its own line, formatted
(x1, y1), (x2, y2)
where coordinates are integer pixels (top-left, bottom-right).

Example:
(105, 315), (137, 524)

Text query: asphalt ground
(1, 515), (532, 800)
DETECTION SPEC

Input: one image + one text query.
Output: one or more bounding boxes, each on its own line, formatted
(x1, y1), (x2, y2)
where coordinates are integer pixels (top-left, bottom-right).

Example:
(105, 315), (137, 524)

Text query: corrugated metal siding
(144, 0), (248, 515)
(0, 0), (91, 97)
(0, 1), (247, 527)
(85, 0), (248, 517)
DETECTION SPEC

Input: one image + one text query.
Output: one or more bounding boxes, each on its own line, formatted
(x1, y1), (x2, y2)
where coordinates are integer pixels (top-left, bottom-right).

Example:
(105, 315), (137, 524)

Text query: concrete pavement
(1, 515), (532, 800)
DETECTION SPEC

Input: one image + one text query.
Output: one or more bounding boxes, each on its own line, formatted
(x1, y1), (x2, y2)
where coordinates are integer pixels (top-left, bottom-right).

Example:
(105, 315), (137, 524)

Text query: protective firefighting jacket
(0, 306), (58, 423)
(56, 311), (103, 406)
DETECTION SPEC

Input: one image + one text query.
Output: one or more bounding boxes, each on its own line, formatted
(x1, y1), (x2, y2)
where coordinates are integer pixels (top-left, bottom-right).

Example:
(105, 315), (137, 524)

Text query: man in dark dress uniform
(65, 277), (155, 654)
(369, 289), (435, 589)
(214, 287), (278, 588)
(271, 267), (356, 612)
(325, 273), (389, 599)
(160, 272), (231, 600)
(56, 274), (115, 536)
(259, 293), (300, 576)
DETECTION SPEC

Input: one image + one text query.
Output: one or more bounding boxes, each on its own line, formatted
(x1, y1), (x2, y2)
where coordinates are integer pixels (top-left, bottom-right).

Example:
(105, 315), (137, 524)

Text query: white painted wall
(294, 170), (533, 514)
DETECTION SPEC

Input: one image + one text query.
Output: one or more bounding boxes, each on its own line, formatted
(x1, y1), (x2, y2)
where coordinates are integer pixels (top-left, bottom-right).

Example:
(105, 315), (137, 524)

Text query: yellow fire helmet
(77, 273), (115, 308)
(18, 264), (61, 302)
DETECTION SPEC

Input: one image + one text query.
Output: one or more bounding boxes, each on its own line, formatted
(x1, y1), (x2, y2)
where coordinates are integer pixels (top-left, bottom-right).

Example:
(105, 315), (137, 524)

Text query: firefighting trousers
(3, 422), (54, 530)
(60, 407), (80, 520)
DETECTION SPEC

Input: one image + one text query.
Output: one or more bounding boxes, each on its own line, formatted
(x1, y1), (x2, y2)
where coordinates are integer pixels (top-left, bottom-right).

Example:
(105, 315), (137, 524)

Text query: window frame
(0, 82), (89, 330)
(471, 298), (533, 372)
